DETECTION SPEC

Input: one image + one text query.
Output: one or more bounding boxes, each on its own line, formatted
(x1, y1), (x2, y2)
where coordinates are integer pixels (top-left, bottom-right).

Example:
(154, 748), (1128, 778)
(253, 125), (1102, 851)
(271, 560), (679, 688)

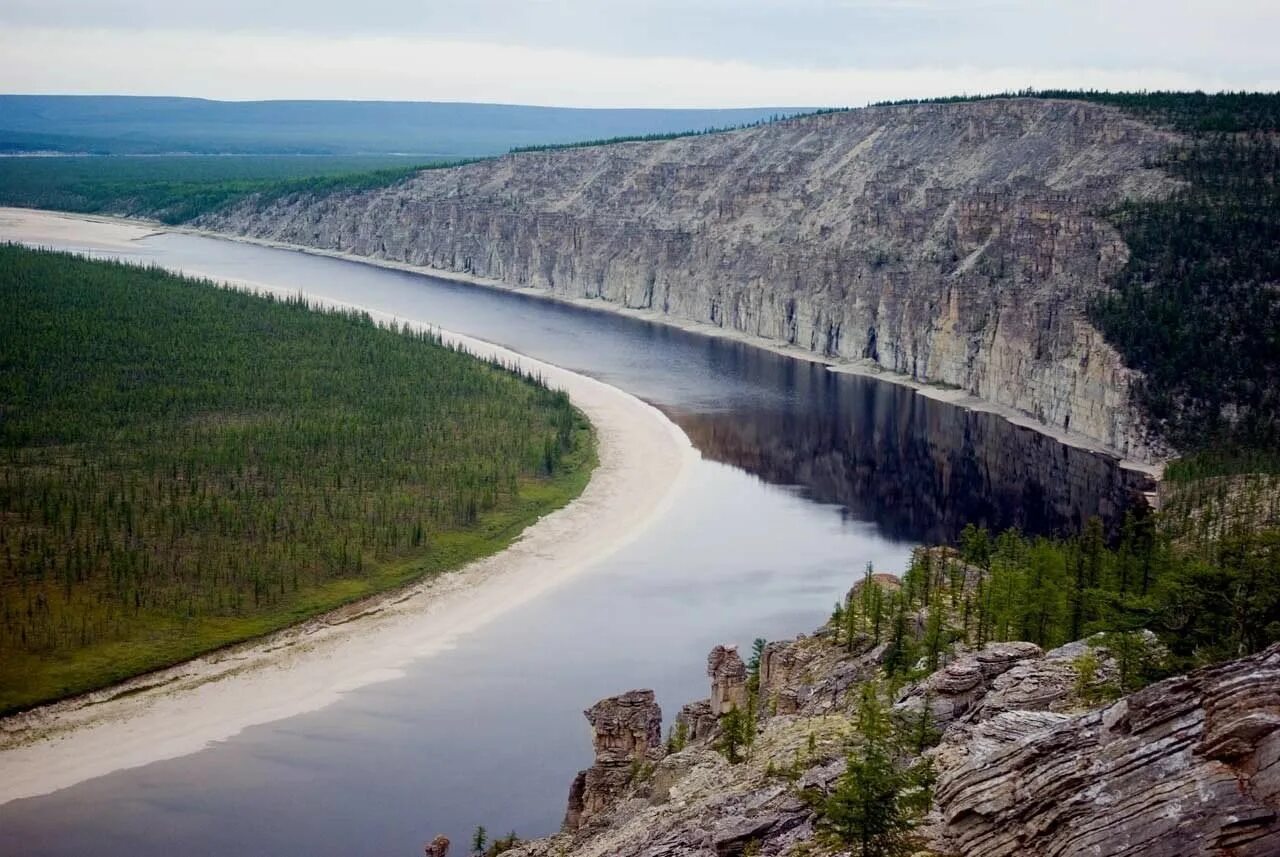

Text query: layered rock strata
(495, 628), (1278, 857)
(931, 642), (1280, 857)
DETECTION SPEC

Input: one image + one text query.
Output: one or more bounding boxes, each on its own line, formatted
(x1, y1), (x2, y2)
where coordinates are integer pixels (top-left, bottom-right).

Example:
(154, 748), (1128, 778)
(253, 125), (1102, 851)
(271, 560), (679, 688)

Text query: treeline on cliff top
(0, 246), (593, 714)
(881, 89), (1280, 457)
(506, 108), (848, 154)
(831, 506), (1280, 695)
(874, 88), (1280, 132)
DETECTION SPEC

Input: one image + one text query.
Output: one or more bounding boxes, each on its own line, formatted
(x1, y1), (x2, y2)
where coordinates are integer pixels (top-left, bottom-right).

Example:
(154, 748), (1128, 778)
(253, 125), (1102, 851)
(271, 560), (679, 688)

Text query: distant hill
(0, 95), (813, 156)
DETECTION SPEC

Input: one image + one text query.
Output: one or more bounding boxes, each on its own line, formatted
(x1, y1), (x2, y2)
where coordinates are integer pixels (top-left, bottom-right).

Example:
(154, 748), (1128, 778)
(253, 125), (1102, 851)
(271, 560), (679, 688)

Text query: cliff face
(201, 99), (1180, 461)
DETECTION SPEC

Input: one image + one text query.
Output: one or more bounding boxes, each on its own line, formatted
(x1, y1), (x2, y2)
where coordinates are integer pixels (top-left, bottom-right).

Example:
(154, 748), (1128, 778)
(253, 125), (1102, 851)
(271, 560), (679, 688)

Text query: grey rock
(894, 641), (1043, 730)
(932, 642), (1280, 856)
(565, 689), (663, 831)
(707, 645), (748, 716)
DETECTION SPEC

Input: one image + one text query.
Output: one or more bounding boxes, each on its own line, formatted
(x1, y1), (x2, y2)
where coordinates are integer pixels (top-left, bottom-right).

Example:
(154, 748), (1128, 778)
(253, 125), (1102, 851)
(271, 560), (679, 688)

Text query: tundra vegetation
(0, 246), (594, 714)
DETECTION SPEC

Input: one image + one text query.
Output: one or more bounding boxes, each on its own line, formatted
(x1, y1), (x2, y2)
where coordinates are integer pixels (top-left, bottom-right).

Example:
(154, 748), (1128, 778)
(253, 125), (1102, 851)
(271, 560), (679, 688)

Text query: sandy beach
(0, 208), (696, 805)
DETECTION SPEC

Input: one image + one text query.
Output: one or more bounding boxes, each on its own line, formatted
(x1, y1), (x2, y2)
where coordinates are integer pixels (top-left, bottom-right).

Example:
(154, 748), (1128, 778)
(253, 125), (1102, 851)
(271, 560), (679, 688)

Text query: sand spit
(0, 208), (696, 804)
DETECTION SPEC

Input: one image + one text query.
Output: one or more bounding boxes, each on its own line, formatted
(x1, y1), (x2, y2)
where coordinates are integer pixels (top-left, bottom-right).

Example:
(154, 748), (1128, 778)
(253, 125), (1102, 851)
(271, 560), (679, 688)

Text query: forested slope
(0, 246), (593, 713)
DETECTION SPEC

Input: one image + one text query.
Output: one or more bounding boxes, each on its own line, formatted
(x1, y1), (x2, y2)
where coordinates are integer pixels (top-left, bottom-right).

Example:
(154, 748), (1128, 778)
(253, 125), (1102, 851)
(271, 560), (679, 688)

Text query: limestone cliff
(200, 98), (1181, 461)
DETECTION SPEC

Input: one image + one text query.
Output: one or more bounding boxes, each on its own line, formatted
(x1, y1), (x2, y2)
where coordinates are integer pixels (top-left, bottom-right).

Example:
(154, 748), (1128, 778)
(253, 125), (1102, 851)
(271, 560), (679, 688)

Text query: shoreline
(0, 206), (1163, 477)
(167, 220), (1165, 480)
(0, 207), (697, 805)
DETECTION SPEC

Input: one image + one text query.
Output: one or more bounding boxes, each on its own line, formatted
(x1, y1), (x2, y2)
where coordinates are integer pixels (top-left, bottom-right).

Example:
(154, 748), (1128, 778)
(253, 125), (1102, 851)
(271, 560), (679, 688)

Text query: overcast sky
(2, 1), (1277, 107)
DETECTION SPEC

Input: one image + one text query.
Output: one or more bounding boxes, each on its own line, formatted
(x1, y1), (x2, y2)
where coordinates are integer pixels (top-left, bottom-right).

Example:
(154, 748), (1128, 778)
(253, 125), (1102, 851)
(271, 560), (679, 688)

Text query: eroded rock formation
(707, 645), (748, 716)
(202, 98), (1182, 460)
(893, 641), (1043, 731)
(502, 619), (1277, 857)
(564, 689), (663, 831)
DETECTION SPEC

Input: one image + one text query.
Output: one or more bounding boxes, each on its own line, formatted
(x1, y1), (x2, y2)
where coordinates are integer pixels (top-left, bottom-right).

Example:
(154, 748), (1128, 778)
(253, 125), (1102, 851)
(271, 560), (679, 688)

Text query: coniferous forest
(833, 507), (1280, 694)
(0, 246), (593, 713)
(1090, 106), (1280, 452)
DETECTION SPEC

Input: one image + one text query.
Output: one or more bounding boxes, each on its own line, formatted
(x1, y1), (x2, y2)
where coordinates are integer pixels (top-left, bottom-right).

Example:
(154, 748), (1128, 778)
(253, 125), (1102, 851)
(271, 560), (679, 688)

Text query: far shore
(0, 207), (696, 805)
(166, 218), (1165, 480)
(0, 205), (1164, 478)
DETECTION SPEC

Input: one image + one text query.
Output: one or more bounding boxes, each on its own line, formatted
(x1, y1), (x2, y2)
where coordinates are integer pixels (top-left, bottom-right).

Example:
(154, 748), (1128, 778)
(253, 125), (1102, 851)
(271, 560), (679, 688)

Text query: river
(0, 229), (1146, 856)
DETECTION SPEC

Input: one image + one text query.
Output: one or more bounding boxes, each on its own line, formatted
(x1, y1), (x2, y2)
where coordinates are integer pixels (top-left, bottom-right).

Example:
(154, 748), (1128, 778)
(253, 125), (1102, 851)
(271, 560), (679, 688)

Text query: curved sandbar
(0, 208), (696, 804)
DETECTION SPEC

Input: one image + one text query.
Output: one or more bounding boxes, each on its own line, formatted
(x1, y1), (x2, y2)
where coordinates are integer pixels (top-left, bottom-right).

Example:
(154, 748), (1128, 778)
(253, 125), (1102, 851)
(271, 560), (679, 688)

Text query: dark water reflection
(666, 369), (1147, 544)
(0, 230), (1145, 855)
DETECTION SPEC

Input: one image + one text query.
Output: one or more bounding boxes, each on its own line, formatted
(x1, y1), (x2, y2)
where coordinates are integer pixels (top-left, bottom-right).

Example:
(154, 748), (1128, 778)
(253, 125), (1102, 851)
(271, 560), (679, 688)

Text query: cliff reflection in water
(661, 358), (1150, 544)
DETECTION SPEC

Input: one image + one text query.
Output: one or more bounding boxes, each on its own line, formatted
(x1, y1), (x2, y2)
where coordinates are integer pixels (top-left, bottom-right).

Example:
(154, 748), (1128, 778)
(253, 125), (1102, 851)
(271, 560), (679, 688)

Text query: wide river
(1, 231), (1146, 856)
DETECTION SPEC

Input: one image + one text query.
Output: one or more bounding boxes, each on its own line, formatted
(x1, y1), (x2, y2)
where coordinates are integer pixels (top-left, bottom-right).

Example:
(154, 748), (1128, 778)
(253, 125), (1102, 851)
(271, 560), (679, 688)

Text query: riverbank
(167, 221), (1165, 480)
(0, 206), (1164, 478)
(0, 207), (696, 804)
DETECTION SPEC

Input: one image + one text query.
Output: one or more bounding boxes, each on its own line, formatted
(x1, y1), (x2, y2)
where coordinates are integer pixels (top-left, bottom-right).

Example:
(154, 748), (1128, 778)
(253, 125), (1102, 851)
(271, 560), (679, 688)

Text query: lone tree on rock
(811, 684), (932, 857)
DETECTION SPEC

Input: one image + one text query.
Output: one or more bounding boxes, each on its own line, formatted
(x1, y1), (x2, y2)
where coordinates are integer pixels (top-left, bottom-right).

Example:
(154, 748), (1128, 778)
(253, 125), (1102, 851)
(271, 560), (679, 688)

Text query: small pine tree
(813, 685), (929, 857)
(666, 718), (689, 754)
(471, 825), (487, 855)
(716, 706), (750, 764)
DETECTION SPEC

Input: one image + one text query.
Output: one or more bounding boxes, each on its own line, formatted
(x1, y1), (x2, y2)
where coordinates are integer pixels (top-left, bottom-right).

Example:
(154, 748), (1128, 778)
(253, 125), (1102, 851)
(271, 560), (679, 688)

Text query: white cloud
(0, 27), (1250, 107)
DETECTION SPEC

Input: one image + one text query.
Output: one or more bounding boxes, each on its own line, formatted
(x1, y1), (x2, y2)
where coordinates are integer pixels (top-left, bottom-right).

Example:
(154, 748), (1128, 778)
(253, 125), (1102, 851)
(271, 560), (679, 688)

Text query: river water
(0, 233), (1146, 856)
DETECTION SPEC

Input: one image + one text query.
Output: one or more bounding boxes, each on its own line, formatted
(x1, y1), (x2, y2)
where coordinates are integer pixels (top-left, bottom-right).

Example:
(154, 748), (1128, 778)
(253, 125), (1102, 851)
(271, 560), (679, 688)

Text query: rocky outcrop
(674, 700), (717, 744)
(422, 835), (450, 857)
(707, 645), (748, 716)
(931, 642), (1280, 856)
(499, 602), (1277, 857)
(202, 98), (1182, 460)
(564, 690), (663, 831)
(893, 641), (1043, 730)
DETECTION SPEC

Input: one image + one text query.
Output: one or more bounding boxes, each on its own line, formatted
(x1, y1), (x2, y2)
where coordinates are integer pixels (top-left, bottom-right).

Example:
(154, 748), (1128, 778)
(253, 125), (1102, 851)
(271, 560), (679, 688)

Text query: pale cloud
(0, 26), (1250, 107)
(1, 1), (1277, 105)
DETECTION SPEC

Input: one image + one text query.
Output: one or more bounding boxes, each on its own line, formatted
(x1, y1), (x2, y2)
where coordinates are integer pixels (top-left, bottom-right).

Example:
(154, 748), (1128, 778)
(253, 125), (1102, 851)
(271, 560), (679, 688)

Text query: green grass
(0, 154), (473, 224)
(0, 246), (596, 714)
